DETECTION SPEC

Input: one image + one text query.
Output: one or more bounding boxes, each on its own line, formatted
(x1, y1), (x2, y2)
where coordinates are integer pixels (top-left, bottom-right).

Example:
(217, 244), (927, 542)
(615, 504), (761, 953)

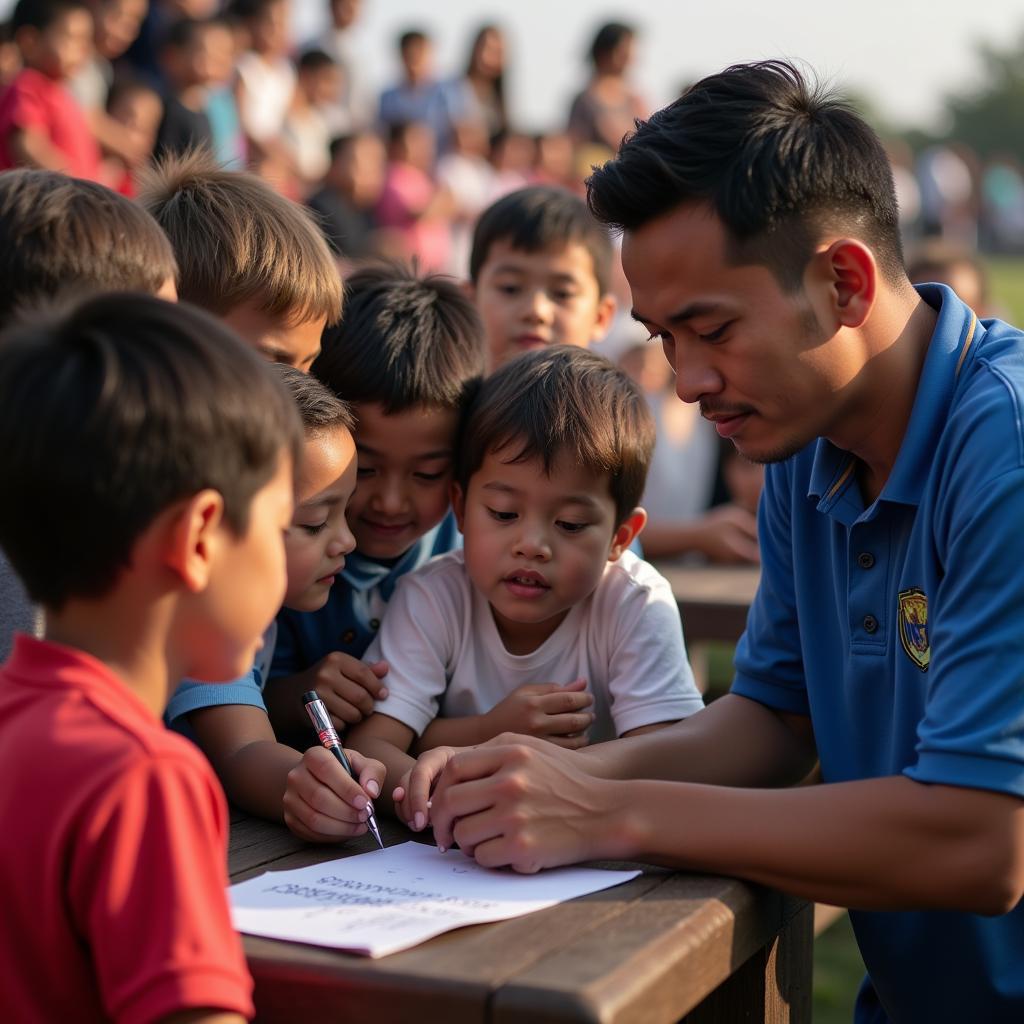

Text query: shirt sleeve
(364, 570), (457, 736)
(1, 75), (51, 135)
(907, 465), (1024, 796)
(69, 752), (254, 1024)
(731, 461), (811, 714)
(164, 669), (266, 727)
(605, 565), (705, 735)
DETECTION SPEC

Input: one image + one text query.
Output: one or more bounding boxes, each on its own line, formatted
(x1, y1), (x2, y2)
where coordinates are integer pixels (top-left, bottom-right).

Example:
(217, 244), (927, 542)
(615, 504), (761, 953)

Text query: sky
(305, 0), (1022, 135)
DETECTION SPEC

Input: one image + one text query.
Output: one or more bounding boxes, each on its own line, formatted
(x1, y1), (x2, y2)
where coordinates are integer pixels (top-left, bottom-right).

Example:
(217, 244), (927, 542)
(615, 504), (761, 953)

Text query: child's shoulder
(600, 549), (675, 596)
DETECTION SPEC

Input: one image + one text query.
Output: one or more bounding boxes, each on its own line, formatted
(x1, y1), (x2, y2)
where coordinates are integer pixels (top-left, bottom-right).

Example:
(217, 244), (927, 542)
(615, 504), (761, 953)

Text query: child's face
(474, 240), (615, 369)
(347, 402), (458, 560)
(21, 8), (93, 79)
(187, 23), (235, 87)
(108, 89), (162, 153)
(284, 424), (357, 611)
(221, 300), (325, 372)
(455, 448), (627, 652)
(190, 452), (294, 680)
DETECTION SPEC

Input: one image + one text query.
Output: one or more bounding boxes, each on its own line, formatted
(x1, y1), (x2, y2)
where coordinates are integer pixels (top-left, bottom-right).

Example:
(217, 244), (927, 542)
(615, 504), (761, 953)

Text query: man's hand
(282, 746), (386, 843)
(427, 737), (626, 872)
(482, 679), (594, 748)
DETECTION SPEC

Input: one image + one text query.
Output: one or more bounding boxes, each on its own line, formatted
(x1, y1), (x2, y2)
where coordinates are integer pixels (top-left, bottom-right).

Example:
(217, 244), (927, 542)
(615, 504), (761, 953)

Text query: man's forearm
(579, 694), (817, 787)
(613, 774), (1024, 914)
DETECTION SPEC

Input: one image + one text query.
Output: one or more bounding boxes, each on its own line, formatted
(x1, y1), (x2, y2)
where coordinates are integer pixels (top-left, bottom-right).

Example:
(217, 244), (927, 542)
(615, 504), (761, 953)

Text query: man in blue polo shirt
(406, 61), (1024, 1024)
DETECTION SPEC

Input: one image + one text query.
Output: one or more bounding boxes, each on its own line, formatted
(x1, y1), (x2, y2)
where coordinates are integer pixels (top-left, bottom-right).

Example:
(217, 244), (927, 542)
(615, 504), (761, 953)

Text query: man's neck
(828, 289), (938, 504)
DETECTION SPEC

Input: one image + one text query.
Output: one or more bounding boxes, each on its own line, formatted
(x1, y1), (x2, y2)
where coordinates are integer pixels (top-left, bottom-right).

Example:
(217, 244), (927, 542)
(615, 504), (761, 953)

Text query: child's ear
(162, 489), (227, 592)
(608, 507), (647, 562)
(451, 480), (467, 534)
(592, 292), (618, 342)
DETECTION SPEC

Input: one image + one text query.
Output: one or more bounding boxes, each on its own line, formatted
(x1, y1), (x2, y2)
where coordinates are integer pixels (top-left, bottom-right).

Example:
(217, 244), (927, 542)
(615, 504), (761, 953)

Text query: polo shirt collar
(808, 283), (979, 516)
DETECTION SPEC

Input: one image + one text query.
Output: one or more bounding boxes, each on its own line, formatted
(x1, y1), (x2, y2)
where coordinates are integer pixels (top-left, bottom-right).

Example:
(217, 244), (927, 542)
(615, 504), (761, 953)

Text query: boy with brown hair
(0, 292), (299, 1022)
(138, 148), (342, 370)
(469, 185), (617, 369)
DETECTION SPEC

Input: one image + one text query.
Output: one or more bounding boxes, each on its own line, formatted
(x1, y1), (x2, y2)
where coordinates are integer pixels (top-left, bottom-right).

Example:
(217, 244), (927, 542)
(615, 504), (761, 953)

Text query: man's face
(623, 202), (865, 465)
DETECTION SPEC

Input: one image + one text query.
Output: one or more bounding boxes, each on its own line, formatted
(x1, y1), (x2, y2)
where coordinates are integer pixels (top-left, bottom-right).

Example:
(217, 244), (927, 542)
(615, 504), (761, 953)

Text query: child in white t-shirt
(348, 345), (703, 814)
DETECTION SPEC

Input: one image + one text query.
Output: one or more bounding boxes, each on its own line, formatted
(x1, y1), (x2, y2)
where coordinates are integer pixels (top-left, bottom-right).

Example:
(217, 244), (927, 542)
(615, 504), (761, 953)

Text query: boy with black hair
(0, 0), (99, 176)
(348, 345), (703, 815)
(0, 168), (178, 662)
(265, 260), (486, 739)
(414, 61), (1024, 1023)
(139, 148), (342, 370)
(0, 292), (300, 1022)
(167, 366), (386, 842)
(469, 184), (617, 368)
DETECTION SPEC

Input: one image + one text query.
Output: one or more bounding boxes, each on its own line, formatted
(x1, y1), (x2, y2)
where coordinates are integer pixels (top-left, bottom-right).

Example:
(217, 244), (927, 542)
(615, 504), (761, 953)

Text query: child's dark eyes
(301, 522), (328, 536)
(356, 466), (374, 478)
(556, 520), (588, 534)
(486, 507), (517, 522)
(696, 321), (733, 343)
(414, 471), (445, 482)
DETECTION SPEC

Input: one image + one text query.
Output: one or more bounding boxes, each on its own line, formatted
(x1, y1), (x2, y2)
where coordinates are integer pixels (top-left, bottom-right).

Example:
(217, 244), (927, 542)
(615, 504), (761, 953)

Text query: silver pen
(302, 690), (384, 849)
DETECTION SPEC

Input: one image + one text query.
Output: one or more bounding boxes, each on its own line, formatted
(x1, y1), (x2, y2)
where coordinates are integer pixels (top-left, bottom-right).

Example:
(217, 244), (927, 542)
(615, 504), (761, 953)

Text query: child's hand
(298, 653), (389, 729)
(392, 745), (461, 832)
(282, 745), (386, 843)
(483, 679), (595, 748)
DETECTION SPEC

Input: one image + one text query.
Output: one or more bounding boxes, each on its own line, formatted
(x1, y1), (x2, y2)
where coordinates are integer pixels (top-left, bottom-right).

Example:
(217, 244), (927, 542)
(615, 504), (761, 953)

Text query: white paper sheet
(229, 841), (641, 957)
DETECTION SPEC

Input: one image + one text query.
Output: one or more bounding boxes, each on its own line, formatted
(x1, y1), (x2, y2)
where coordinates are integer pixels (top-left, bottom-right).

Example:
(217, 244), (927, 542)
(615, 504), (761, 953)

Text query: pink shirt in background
(376, 160), (451, 273)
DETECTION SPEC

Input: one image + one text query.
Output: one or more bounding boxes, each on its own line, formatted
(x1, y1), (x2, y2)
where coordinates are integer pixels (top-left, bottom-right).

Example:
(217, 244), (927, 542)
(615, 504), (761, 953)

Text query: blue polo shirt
(732, 285), (1024, 1023)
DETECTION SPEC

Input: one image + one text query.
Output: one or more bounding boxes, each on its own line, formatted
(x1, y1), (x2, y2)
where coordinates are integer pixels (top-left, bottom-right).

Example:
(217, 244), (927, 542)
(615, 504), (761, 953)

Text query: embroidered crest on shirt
(897, 587), (930, 671)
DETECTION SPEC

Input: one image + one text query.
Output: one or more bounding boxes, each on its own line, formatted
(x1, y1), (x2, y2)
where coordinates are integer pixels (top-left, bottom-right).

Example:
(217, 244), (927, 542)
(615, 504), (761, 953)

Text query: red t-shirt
(0, 635), (254, 1023)
(0, 67), (101, 179)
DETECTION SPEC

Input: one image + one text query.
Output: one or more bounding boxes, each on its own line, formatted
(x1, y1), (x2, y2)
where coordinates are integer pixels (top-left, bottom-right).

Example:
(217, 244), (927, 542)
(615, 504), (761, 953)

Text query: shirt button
(863, 615), (878, 634)
(342, 629), (356, 644)
(857, 552), (875, 569)
(369, 618), (380, 630)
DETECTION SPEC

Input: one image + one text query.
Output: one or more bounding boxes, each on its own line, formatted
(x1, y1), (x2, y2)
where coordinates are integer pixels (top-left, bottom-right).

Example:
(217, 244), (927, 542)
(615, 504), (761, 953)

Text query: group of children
(0, 154), (705, 1019)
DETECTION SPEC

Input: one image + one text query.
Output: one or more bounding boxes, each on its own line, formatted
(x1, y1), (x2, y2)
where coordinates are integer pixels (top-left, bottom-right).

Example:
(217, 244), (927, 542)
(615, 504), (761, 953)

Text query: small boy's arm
(347, 713), (419, 818)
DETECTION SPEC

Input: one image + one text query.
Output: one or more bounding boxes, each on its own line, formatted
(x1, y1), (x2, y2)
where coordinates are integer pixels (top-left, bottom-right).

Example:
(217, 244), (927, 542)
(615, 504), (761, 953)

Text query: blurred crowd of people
(0, 0), (650, 278)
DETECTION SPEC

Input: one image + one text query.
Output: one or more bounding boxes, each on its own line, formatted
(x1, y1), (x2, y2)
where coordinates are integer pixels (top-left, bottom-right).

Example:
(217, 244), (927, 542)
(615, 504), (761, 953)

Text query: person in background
(282, 47), (338, 190)
(456, 23), (507, 141)
(907, 239), (992, 316)
(436, 115), (494, 275)
(0, 20), (23, 87)
(102, 74), (161, 193)
(0, 0), (100, 178)
(378, 28), (464, 155)
(316, 0), (370, 133)
(375, 118), (452, 273)
(306, 128), (385, 263)
(567, 21), (646, 156)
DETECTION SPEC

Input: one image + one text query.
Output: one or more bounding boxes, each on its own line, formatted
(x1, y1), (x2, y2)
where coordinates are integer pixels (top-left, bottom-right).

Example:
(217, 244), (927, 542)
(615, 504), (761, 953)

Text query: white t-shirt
(364, 550), (703, 742)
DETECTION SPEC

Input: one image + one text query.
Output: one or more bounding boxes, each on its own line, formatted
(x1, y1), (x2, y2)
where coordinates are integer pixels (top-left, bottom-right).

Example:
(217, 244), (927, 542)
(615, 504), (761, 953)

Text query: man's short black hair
(11, 0), (86, 32)
(0, 294), (303, 610)
(587, 60), (905, 290)
(398, 29), (427, 51)
(456, 345), (654, 526)
(0, 170), (177, 329)
(469, 185), (614, 295)
(314, 261), (485, 414)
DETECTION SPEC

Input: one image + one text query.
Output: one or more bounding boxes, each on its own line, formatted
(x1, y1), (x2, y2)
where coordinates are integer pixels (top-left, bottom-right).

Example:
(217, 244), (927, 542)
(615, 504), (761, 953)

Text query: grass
(985, 256), (1024, 322)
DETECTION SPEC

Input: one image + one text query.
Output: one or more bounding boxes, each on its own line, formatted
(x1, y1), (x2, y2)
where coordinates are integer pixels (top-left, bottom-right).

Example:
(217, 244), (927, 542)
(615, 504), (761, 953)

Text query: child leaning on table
(347, 345), (705, 822)
(0, 293), (303, 1023)
(264, 261), (486, 742)
(165, 366), (386, 843)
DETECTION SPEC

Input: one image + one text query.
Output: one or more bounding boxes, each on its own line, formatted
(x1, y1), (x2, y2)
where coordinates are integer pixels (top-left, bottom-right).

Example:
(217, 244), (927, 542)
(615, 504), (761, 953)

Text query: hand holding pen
(303, 690), (385, 848)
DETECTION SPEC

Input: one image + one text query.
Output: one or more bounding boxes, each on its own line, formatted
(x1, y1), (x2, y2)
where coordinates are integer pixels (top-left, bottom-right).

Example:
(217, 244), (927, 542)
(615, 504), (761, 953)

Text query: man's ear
(814, 238), (877, 329)
(592, 292), (618, 342)
(162, 489), (226, 593)
(451, 480), (467, 534)
(608, 507), (647, 561)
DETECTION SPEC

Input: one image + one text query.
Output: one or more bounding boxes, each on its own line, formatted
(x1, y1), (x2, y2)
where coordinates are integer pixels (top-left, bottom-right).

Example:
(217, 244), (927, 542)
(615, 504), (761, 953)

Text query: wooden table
(229, 812), (811, 1023)
(656, 564), (761, 645)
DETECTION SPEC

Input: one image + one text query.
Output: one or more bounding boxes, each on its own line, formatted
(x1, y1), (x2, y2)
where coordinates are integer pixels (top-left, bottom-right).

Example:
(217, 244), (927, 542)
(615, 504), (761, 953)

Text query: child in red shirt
(0, 0), (100, 177)
(0, 294), (379, 1023)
